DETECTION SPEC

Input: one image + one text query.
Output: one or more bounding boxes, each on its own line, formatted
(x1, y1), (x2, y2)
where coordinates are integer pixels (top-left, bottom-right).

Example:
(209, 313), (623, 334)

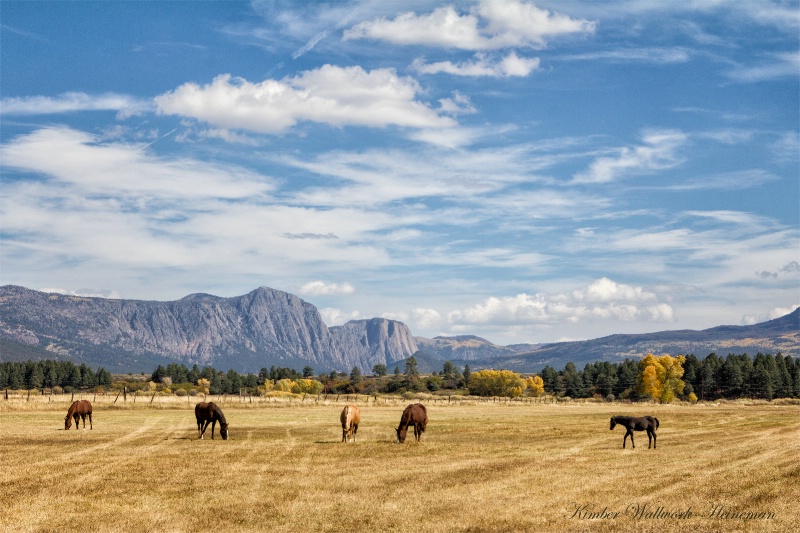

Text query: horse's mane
(213, 404), (227, 425)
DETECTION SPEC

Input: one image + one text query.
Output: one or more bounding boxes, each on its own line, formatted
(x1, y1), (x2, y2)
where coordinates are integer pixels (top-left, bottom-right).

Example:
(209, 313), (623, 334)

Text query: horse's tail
(654, 417), (660, 430)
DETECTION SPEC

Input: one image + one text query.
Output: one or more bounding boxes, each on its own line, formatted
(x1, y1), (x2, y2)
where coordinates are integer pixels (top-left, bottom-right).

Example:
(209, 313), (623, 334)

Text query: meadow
(1, 395), (797, 533)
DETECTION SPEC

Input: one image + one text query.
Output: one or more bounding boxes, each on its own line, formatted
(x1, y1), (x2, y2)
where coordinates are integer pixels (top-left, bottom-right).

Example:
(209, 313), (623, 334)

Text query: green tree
(372, 364), (387, 377)
(349, 366), (362, 384)
(404, 356), (419, 378)
(303, 366), (314, 378)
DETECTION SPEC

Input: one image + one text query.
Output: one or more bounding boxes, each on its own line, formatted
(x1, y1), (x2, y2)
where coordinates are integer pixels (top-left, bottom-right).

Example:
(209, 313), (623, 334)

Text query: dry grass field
(1, 395), (798, 533)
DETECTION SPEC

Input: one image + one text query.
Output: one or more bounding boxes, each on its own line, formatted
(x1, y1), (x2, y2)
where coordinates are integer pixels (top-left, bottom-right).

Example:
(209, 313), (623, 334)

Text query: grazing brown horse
(340, 404), (361, 443)
(610, 415), (659, 449)
(195, 402), (229, 440)
(396, 403), (427, 443)
(65, 400), (92, 430)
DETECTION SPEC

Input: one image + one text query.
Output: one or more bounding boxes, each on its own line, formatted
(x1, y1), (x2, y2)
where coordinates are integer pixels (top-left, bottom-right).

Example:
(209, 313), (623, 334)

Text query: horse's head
(609, 417), (616, 430)
(220, 422), (229, 440)
(396, 426), (408, 443)
(65, 415), (72, 430)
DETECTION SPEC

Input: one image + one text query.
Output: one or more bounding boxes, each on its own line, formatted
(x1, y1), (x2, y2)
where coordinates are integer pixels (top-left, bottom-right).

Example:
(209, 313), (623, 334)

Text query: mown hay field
(1, 397), (798, 533)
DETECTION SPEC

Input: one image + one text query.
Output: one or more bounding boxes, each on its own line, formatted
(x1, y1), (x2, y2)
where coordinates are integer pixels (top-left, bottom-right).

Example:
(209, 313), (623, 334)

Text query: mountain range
(1, 285), (797, 373)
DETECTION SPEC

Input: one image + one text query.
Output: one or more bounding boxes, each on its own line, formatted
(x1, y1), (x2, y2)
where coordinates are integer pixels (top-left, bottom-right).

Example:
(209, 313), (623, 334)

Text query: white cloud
(742, 304), (800, 325)
(413, 307), (444, 329)
(155, 66), (455, 135)
(727, 51), (800, 82)
(0, 92), (150, 118)
(39, 288), (122, 299)
(0, 127), (273, 200)
(560, 47), (691, 64)
(319, 307), (362, 326)
(343, 0), (595, 50)
(298, 281), (356, 296)
(572, 129), (687, 184)
(412, 51), (540, 77)
(448, 278), (674, 328)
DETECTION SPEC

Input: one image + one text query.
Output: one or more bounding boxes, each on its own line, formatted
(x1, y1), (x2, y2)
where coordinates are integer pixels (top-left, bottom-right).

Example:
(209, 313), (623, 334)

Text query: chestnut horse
(396, 403), (427, 443)
(195, 402), (229, 440)
(340, 404), (361, 443)
(65, 400), (92, 430)
(610, 415), (659, 449)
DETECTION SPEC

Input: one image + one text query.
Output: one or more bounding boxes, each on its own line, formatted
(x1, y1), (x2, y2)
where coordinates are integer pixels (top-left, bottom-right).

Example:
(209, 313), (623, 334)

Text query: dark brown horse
(610, 415), (659, 449)
(195, 402), (229, 440)
(396, 403), (427, 443)
(340, 404), (361, 443)
(65, 400), (92, 430)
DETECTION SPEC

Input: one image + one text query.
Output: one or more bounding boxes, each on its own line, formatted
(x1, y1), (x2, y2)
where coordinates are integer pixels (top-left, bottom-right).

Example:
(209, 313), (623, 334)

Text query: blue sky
(1, 0), (798, 345)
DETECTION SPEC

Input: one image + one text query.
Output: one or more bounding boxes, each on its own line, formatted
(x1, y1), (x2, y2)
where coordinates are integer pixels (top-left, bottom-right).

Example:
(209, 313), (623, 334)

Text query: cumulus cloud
(155, 66), (455, 135)
(39, 288), (122, 299)
(448, 278), (674, 327)
(413, 307), (443, 329)
(741, 304), (800, 325)
(343, 0), (595, 50)
(298, 281), (356, 296)
(412, 51), (540, 77)
(572, 130), (687, 184)
(319, 307), (361, 326)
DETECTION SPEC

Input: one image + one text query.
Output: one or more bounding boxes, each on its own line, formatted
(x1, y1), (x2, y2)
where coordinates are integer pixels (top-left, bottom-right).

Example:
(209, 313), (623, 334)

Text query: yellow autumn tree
(636, 354), (686, 403)
(196, 378), (210, 395)
(468, 369), (524, 397)
(291, 379), (324, 394)
(525, 375), (545, 397)
(275, 379), (295, 392)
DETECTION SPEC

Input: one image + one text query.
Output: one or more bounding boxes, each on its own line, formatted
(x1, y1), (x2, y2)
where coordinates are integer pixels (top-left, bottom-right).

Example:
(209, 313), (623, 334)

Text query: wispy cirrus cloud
(572, 130), (688, 184)
(412, 51), (540, 77)
(559, 47), (691, 64)
(0, 92), (151, 118)
(726, 51), (800, 82)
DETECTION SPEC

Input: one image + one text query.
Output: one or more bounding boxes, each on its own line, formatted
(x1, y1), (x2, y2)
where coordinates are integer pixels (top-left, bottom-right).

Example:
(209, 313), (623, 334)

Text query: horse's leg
(649, 428), (656, 449)
(211, 420), (216, 440)
(88, 412), (93, 430)
(200, 420), (210, 439)
(629, 430), (635, 449)
(74, 414), (80, 430)
(353, 424), (358, 442)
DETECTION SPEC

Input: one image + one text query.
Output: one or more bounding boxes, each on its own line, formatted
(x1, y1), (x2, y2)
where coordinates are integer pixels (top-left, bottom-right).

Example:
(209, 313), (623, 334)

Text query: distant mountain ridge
(426, 308), (800, 373)
(0, 284), (796, 374)
(0, 285), (416, 373)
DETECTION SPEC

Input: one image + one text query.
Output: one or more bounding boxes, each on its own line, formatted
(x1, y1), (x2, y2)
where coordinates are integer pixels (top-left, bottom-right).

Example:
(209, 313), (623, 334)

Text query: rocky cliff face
(330, 318), (418, 371)
(414, 335), (520, 361)
(0, 285), (417, 372)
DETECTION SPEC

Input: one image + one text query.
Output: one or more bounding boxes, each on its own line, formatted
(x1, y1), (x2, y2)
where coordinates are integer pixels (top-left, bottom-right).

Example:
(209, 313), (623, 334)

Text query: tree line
(538, 352), (799, 401)
(2, 352), (798, 401)
(0, 360), (113, 391)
